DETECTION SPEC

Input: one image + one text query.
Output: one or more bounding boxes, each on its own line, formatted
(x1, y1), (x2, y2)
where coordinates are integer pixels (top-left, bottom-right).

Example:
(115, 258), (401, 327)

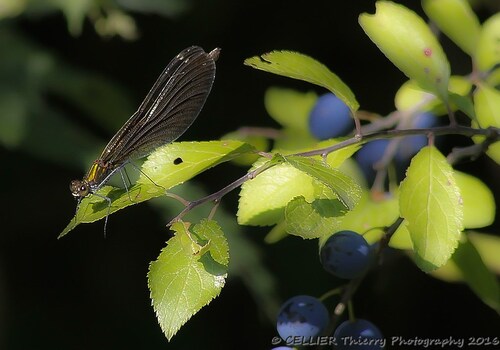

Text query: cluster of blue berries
(273, 231), (384, 348)
(275, 294), (383, 349)
(309, 93), (437, 181)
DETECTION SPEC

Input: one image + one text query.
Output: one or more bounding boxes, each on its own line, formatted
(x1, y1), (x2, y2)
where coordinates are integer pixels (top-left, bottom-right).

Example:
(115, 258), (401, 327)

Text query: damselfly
(70, 46), (220, 231)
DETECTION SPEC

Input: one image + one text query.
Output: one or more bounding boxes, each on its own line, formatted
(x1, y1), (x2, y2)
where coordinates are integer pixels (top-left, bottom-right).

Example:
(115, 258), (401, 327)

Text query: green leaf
(316, 191), (402, 247)
(390, 224), (413, 250)
(284, 155), (361, 210)
(150, 181), (281, 320)
(451, 236), (500, 312)
(273, 129), (318, 152)
(264, 87), (317, 130)
(192, 220), (229, 266)
(394, 76), (472, 116)
(237, 145), (361, 227)
(469, 232), (500, 275)
(237, 158), (317, 226)
(57, 0), (93, 36)
(311, 139), (361, 169)
(475, 83), (500, 126)
(448, 92), (475, 120)
(422, 0), (481, 56)
(148, 220), (228, 340)
(475, 13), (500, 83)
(473, 83), (500, 164)
(221, 131), (269, 166)
(60, 140), (254, 237)
(359, 1), (450, 99)
(244, 50), (359, 113)
(399, 146), (463, 272)
(341, 192), (398, 243)
(285, 196), (346, 239)
(432, 232), (500, 283)
(454, 171), (495, 229)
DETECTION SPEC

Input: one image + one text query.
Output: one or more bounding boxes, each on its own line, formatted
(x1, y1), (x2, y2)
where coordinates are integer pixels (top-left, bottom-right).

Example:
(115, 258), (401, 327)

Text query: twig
(447, 136), (498, 165)
(166, 158), (278, 226)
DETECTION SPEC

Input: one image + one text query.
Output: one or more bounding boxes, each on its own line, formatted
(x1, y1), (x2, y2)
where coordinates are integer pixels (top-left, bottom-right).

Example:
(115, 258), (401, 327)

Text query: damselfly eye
(70, 180), (89, 198)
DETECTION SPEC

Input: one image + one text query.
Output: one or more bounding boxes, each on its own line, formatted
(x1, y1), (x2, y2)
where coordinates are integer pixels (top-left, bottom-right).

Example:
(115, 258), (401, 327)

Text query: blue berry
(309, 93), (353, 140)
(395, 112), (437, 161)
(355, 112), (437, 182)
(320, 230), (372, 279)
(355, 139), (389, 181)
(334, 319), (384, 349)
(277, 295), (329, 343)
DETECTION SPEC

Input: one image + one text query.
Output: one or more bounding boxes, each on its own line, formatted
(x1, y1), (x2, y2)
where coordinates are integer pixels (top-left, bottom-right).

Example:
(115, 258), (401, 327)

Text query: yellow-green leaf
(237, 159), (317, 226)
(475, 13), (500, 84)
(359, 1), (450, 99)
(399, 146), (463, 272)
(148, 220), (228, 340)
(454, 171), (495, 229)
(244, 50), (359, 113)
(284, 155), (361, 211)
(264, 87), (317, 130)
(394, 76), (471, 115)
(451, 235), (500, 312)
(285, 196), (345, 239)
(422, 0), (481, 56)
(317, 191), (401, 247)
(473, 84), (500, 164)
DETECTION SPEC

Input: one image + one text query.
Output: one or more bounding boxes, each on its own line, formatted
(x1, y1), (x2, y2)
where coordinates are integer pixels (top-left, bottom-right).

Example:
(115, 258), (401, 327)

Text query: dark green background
(1, 0), (499, 349)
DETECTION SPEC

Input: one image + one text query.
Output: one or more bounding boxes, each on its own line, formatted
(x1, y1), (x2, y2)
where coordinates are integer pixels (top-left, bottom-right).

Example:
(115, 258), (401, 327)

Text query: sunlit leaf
(473, 83), (500, 164)
(285, 196), (345, 239)
(148, 220), (228, 340)
(399, 146), (463, 272)
(284, 155), (361, 211)
(422, 0), (480, 56)
(244, 50), (359, 113)
(60, 140), (254, 237)
(475, 12), (500, 85)
(360, 1), (450, 99)
(264, 87), (317, 130)
(394, 77), (471, 116)
(237, 158), (317, 226)
(454, 171), (495, 229)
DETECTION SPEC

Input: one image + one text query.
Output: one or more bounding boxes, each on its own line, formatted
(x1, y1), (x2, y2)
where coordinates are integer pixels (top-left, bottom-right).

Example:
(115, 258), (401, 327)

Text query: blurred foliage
(0, 0), (191, 38)
(0, 27), (134, 169)
(0, 0), (194, 168)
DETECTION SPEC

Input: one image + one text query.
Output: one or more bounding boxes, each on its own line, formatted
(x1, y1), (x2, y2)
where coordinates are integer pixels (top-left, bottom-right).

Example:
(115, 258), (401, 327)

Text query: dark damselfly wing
(98, 46), (219, 166)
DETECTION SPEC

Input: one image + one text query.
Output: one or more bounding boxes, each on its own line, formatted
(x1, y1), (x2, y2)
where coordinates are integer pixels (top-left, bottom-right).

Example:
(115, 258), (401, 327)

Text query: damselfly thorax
(69, 46), (220, 229)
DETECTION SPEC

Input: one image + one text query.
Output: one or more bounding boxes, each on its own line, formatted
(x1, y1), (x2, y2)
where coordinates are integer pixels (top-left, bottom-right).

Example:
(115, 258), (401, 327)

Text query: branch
(166, 125), (498, 226)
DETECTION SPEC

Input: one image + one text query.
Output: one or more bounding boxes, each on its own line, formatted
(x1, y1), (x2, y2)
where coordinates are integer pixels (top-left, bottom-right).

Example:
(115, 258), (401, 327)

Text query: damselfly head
(70, 179), (90, 199)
